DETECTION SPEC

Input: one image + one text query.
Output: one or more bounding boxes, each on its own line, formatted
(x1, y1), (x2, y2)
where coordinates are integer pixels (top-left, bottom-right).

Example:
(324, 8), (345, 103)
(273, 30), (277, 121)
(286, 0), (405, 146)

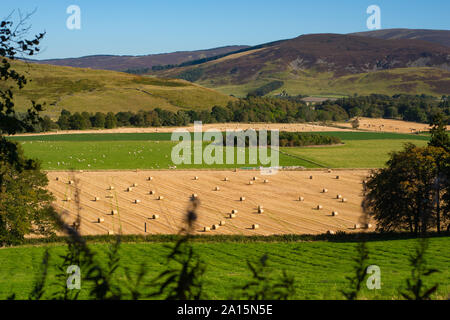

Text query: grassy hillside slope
(3, 60), (234, 118)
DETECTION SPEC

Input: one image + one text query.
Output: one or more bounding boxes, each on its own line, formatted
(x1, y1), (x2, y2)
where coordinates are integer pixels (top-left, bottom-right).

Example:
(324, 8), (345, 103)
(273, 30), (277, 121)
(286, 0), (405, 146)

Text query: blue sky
(3, 0), (449, 59)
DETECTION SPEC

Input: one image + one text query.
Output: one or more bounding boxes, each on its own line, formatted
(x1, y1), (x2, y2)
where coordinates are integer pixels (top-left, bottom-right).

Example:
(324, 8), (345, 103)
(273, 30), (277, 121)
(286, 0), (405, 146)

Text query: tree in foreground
(0, 11), (57, 245)
(363, 143), (449, 233)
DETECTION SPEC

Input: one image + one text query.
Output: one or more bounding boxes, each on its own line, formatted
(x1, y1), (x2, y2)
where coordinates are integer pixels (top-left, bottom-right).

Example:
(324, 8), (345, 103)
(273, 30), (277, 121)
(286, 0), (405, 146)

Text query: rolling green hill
(3, 60), (235, 118)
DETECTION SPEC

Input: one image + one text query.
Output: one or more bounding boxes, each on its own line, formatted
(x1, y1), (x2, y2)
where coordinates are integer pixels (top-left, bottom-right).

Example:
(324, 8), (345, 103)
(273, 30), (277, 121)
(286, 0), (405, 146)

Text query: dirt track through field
(47, 169), (372, 236)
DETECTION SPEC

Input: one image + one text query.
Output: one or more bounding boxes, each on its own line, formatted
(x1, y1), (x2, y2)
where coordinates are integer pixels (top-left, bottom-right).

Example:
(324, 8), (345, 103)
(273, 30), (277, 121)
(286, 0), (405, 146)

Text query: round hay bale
(229, 213), (236, 219)
(224, 177), (229, 181)
(65, 197), (71, 202)
(147, 176), (153, 181)
(215, 186), (220, 191)
(111, 210), (118, 215)
(149, 190), (155, 195)
(231, 209), (238, 214)
(252, 177), (258, 181)
(258, 205), (263, 210)
(317, 205), (323, 210)
(134, 199), (141, 204)
(336, 176), (340, 180)
(299, 196), (305, 202)
(203, 226), (211, 232)
(152, 214), (159, 219)
(263, 179), (269, 183)
(98, 218), (105, 223)
(158, 196), (164, 200)
(240, 196), (246, 201)
(365, 223), (373, 229)
(328, 169), (332, 173)
(106, 194), (113, 199)
(191, 193), (198, 199)
(108, 230), (114, 235)
(68, 180), (74, 185)
(219, 220), (226, 226)
(336, 194), (342, 199)
(127, 187), (133, 192)
(55, 177), (59, 181)
(212, 224), (220, 230)
(327, 230), (335, 235)
(322, 188), (328, 193)
(132, 183), (138, 187)
(194, 176), (199, 180)
(341, 198), (347, 203)
(354, 224), (361, 229)
(258, 208), (264, 214)
(248, 181), (254, 185)
(310, 176), (313, 179)
(108, 186), (115, 190)
(252, 224), (259, 230)
(332, 211), (339, 216)
(94, 197), (100, 201)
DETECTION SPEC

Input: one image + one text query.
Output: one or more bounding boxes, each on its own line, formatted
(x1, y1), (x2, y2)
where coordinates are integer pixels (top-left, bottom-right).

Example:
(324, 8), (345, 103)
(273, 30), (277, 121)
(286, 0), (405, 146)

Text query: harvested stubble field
(47, 169), (369, 236)
(337, 117), (450, 133)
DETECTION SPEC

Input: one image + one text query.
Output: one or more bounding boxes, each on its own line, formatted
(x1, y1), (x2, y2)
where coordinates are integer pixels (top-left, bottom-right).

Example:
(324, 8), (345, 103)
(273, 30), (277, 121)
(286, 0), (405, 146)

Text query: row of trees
(11, 94), (450, 133)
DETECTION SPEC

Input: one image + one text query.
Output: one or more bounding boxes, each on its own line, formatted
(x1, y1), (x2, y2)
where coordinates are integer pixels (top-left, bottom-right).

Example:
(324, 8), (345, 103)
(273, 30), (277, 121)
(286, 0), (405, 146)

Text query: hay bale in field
(332, 211), (338, 216)
(317, 205), (323, 210)
(132, 183), (138, 187)
(258, 208), (264, 214)
(299, 196), (305, 202)
(231, 209), (238, 214)
(322, 188), (328, 193)
(212, 224), (220, 230)
(65, 197), (71, 202)
(229, 213), (236, 219)
(127, 187), (133, 192)
(191, 193), (198, 199)
(252, 224), (259, 230)
(328, 169), (332, 173)
(219, 220), (226, 226)
(94, 197), (100, 201)
(111, 210), (118, 215)
(248, 181), (254, 185)
(336, 176), (340, 180)
(341, 198), (347, 203)
(98, 218), (105, 223)
(134, 199), (141, 204)
(215, 186), (220, 191)
(147, 176), (153, 181)
(258, 205), (263, 210)
(310, 176), (313, 179)
(263, 179), (269, 183)
(203, 226), (211, 232)
(108, 186), (115, 190)
(68, 180), (74, 185)
(149, 190), (155, 195)
(194, 176), (199, 180)
(365, 223), (373, 229)
(55, 177), (59, 181)
(152, 214), (159, 219)
(224, 177), (229, 181)
(336, 194), (342, 199)
(240, 196), (246, 201)
(354, 224), (361, 229)
(252, 177), (258, 181)
(108, 230), (114, 235)
(106, 194), (113, 198)
(327, 230), (335, 235)
(157, 196), (164, 200)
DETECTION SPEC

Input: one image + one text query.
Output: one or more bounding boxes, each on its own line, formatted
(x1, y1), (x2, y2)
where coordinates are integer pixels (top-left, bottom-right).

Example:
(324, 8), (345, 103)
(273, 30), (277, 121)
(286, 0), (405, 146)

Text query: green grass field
(9, 131), (429, 170)
(1, 237), (448, 299)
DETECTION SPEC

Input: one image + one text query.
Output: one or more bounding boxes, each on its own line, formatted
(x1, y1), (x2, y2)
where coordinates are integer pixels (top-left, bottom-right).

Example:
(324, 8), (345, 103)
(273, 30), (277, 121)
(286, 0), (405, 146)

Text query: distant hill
(27, 45), (250, 72)
(152, 32), (450, 97)
(3, 60), (235, 118)
(350, 29), (450, 47)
